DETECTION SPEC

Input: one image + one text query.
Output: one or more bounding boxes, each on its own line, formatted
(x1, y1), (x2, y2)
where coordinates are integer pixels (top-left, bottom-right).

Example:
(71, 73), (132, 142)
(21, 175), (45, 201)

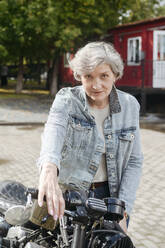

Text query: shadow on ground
(0, 93), (53, 113)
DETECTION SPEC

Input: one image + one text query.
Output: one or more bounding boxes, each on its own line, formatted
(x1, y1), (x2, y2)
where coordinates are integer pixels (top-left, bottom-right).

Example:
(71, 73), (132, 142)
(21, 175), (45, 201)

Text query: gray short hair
(69, 41), (124, 81)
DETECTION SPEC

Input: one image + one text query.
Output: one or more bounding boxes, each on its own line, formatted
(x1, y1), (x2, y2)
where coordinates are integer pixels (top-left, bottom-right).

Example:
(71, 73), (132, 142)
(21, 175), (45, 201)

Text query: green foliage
(0, 0), (142, 64)
(0, 0), (53, 63)
(0, 0), (164, 66)
(155, 2), (165, 16)
(0, 45), (8, 63)
(122, 0), (164, 23)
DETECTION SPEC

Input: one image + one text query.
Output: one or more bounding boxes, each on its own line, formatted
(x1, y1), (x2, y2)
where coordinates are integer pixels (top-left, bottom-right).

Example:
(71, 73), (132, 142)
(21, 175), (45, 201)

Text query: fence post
(141, 58), (146, 116)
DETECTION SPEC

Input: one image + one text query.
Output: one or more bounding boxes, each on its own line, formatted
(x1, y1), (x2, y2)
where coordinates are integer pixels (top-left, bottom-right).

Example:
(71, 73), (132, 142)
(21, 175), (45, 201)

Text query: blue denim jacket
(38, 86), (143, 214)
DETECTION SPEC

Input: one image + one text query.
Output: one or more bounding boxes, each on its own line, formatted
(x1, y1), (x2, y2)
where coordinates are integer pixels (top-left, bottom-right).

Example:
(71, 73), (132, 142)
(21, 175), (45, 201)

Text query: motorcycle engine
(24, 242), (45, 248)
(7, 226), (32, 239)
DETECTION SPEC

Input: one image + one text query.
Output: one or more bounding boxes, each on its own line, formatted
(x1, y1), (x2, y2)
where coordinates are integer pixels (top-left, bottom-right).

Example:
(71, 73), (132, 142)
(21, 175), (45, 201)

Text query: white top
(89, 104), (110, 182)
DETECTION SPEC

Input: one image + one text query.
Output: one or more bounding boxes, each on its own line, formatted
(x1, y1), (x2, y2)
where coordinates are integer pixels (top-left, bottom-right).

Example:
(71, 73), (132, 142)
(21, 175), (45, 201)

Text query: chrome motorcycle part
(5, 205), (32, 225)
(0, 197), (19, 213)
(86, 197), (107, 215)
(71, 224), (81, 248)
(59, 216), (69, 246)
(7, 226), (26, 239)
(24, 242), (45, 248)
(5, 193), (33, 226)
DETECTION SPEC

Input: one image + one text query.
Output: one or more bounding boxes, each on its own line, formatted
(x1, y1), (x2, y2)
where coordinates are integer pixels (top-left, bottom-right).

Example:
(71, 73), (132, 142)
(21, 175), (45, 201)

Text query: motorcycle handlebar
(26, 188), (85, 207)
(26, 187), (125, 221)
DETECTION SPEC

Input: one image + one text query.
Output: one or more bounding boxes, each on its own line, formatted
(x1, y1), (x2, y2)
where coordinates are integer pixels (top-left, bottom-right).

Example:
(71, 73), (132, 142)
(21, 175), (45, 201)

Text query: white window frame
(127, 36), (142, 65)
(153, 30), (165, 61)
(64, 53), (70, 68)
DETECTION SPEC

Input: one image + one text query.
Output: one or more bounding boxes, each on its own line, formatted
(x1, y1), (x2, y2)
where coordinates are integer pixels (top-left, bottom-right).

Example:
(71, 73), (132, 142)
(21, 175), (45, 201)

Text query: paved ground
(0, 96), (52, 124)
(0, 96), (165, 247)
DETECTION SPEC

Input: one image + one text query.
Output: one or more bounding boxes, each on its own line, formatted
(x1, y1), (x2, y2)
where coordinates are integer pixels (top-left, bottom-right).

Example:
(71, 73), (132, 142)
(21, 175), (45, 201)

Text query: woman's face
(80, 63), (116, 108)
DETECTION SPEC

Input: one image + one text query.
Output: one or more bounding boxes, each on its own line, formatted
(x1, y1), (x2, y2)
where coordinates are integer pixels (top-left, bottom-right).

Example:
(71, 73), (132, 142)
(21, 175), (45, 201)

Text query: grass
(0, 79), (50, 99)
(5, 78), (47, 90)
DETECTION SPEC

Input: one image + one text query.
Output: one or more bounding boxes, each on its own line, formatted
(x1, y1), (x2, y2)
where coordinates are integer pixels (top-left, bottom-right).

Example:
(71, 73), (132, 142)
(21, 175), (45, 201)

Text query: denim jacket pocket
(117, 130), (136, 176)
(70, 115), (94, 130)
(61, 116), (94, 159)
(118, 132), (135, 157)
(118, 133), (135, 142)
(70, 120), (92, 131)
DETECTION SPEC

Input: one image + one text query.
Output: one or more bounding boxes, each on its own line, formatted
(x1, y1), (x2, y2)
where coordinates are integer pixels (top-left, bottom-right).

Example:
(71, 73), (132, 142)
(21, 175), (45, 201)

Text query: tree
(155, 1), (165, 16)
(121, 0), (163, 23)
(0, 0), (54, 92)
(0, 45), (9, 64)
(0, 0), (164, 95)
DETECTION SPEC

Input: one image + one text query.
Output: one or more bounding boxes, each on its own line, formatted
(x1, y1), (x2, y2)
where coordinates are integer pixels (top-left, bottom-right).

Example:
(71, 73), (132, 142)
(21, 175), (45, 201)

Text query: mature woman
(37, 41), (143, 232)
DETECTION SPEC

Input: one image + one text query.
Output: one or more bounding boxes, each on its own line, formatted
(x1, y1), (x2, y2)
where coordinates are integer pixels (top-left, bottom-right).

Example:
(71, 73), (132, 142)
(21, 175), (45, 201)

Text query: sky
(160, 0), (165, 6)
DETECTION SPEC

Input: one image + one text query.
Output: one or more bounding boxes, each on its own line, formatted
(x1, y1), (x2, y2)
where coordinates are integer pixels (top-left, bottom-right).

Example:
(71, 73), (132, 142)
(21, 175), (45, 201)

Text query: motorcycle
(0, 180), (135, 248)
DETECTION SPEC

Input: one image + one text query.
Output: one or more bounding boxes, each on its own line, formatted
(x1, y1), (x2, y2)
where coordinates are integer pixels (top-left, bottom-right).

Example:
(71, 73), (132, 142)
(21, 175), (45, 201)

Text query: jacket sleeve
(118, 100), (143, 215)
(36, 88), (70, 172)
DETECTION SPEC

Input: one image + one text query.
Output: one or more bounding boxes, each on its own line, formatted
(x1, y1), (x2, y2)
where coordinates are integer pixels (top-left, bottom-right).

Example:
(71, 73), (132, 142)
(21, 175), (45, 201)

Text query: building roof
(109, 16), (165, 30)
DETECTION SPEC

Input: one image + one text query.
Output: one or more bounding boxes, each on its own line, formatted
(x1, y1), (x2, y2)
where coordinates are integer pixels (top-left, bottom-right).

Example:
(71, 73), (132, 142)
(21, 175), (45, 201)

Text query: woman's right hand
(38, 163), (65, 221)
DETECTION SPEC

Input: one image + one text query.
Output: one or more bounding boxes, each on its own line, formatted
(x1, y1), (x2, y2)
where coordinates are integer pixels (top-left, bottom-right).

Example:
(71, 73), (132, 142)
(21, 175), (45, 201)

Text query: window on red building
(157, 34), (165, 60)
(127, 37), (142, 65)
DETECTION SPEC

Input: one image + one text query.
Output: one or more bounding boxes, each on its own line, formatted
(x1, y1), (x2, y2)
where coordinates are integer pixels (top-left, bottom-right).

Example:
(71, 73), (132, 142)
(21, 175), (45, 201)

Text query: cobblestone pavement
(128, 129), (165, 248)
(0, 96), (165, 247)
(0, 96), (52, 124)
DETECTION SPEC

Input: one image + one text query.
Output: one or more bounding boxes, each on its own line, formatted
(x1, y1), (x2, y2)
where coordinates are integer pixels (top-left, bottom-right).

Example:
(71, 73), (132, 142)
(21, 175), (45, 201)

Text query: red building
(108, 16), (165, 91)
(59, 16), (165, 92)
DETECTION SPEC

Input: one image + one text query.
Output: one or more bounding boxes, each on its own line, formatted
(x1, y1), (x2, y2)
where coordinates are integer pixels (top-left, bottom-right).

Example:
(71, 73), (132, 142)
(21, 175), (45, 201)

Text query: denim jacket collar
(109, 85), (121, 114)
(80, 85), (121, 114)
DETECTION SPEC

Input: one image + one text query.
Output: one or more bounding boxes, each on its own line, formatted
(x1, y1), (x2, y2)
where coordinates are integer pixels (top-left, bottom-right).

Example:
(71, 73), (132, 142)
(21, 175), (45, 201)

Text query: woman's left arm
(118, 104), (143, 216)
